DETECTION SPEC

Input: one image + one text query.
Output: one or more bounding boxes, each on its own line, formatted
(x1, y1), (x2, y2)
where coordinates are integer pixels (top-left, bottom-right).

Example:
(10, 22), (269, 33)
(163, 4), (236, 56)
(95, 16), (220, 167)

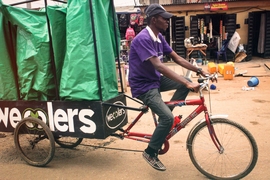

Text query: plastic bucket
(247, 76), (259, 87)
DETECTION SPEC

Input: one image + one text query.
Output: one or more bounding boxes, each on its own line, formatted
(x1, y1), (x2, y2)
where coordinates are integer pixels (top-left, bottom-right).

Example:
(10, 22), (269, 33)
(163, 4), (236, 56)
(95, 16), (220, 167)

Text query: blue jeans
(137, 75), (191, 151)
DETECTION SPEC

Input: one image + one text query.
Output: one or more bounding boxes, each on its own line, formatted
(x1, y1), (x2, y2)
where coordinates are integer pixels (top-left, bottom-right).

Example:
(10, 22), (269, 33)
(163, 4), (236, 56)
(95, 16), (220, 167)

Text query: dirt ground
(0, 58), (270, 180)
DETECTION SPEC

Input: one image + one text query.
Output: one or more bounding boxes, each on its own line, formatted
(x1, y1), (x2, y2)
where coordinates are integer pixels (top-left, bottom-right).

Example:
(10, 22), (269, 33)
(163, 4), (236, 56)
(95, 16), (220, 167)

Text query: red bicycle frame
(117, 93), (223, 154)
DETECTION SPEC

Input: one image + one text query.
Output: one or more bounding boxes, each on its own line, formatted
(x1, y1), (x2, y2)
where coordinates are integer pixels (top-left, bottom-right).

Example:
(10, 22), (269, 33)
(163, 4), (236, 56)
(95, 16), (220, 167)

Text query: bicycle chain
(78, 143), (143, 153)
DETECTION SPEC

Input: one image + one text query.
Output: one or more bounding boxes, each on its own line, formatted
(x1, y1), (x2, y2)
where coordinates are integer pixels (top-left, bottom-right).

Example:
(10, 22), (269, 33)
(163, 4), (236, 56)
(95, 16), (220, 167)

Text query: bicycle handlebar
(189, 73), (218, 93)
(198, 73), (218, 84)
(197, 73), (218, 92)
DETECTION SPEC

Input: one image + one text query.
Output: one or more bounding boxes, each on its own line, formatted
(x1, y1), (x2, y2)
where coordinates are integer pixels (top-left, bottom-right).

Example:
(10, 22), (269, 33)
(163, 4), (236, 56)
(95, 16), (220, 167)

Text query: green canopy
(0, 12), (18, 100)
(60, 0), (119, 101)
(0, 0), (120, 101)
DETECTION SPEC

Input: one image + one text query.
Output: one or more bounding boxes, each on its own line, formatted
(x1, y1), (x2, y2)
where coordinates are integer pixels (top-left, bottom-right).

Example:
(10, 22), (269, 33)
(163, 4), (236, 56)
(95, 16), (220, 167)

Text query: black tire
(14, 117), (55, 167)
(55, 137), (83, 149)
(187, 118), (258, 180)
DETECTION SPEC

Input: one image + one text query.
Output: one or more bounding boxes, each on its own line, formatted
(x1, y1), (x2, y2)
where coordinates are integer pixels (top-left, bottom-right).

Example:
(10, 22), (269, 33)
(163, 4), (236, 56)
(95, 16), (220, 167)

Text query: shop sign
(204, 2), (228, 11)
(0, 102), (97, 134)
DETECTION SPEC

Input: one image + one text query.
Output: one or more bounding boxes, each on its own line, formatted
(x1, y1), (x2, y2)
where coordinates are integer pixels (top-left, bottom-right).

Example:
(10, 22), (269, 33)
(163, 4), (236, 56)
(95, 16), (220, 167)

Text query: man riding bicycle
(128, 3), (208, 171)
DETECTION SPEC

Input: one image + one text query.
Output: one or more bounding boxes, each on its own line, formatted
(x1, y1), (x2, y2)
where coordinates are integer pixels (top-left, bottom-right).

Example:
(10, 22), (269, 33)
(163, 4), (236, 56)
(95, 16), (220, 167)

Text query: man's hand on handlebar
(199, 69), (209, 78)
(187, 82), (200, 93)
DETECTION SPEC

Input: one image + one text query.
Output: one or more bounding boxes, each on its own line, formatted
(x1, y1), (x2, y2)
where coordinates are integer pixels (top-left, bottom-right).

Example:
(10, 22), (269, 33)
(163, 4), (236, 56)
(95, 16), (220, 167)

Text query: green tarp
(60, 0), (119, 101)
(0, 0), (120, 101)
(0, 4), (59, 100)
(0, 12), (18, 100)
(47, 6), (67, 87)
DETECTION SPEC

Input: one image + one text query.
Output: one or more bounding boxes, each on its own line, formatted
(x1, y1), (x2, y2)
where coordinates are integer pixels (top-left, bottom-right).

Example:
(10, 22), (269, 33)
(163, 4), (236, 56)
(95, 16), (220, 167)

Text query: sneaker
(142, 151), (166, 171)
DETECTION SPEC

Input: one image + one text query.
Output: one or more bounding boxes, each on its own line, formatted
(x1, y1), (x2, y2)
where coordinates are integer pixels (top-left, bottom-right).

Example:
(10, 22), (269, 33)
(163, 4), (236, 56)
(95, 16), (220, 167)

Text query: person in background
(128, 4), (208, 171)
(125, 25), (136, 49)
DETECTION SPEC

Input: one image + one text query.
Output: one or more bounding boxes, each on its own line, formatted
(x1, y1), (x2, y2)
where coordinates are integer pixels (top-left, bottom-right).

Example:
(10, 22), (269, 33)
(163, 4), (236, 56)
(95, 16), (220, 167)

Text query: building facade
(137, 0), (270, 61)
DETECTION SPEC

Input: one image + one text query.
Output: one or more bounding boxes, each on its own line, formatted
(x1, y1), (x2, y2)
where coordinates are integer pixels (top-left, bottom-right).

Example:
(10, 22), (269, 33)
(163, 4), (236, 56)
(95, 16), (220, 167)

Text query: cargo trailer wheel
(14, 117), (55, 167)
(55, 137), (83, 148)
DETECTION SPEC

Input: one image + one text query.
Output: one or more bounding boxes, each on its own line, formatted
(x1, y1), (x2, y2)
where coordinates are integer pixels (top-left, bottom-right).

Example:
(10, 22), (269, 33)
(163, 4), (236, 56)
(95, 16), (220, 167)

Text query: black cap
(144, 4), (173, 19)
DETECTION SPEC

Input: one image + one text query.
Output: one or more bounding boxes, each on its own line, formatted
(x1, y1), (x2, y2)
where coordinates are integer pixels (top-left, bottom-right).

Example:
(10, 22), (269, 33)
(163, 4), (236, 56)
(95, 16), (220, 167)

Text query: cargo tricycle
(0, 0), (258, 179)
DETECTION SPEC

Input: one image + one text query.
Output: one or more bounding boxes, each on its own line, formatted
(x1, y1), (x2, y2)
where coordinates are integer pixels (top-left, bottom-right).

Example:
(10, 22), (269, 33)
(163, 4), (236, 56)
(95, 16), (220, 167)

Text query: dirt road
(0, 59), (270, 180)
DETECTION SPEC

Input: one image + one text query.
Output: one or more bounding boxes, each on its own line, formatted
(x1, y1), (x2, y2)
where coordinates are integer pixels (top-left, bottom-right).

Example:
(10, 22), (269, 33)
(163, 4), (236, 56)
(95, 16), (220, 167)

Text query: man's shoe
(142, 151), (166, 171)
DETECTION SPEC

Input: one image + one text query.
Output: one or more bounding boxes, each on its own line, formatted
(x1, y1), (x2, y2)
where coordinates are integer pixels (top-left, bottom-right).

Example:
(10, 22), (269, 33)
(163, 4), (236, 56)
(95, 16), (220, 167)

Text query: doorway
(246, 11), (270, 60)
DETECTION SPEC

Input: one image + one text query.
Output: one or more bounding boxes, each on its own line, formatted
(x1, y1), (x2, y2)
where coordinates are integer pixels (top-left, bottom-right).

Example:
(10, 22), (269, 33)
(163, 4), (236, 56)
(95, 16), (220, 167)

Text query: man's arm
(168, 51), (207, 76)
(149, 56), (200, 92)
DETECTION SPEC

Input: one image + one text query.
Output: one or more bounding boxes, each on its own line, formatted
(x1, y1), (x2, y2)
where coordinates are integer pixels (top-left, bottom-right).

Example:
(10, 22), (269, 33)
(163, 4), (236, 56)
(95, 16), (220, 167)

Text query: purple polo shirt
(128, 28), (173, 97)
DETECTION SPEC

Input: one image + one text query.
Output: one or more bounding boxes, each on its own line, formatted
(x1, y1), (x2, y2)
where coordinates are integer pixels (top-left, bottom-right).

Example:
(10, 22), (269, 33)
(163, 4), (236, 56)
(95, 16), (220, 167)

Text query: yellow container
(224, 64), (234, 80)
(227, 61), (234, 67)
(218, 64), (225, 75)
(208, 62), (217, 74)
(218, 62), (234, 75)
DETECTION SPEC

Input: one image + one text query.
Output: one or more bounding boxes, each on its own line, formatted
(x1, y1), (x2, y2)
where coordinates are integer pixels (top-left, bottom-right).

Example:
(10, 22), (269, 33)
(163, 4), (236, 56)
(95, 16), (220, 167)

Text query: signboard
(204, 2), (228, 11)
(0, 94), (128, 139)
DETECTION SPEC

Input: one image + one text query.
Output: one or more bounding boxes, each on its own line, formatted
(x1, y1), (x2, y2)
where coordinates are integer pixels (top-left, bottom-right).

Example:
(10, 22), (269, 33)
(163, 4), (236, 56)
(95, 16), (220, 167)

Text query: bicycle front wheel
(187, 118), (258, 180)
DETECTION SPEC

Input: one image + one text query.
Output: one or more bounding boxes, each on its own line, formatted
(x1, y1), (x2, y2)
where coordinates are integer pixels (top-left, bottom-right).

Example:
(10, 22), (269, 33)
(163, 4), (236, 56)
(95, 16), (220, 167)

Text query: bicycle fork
(205, 115), (224, 154)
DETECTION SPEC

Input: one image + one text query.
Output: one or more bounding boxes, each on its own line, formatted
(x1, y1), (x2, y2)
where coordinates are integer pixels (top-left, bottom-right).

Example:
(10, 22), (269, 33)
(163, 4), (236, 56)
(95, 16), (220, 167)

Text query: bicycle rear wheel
(14, 117), (55, 167)
(187, 118), (258, 180)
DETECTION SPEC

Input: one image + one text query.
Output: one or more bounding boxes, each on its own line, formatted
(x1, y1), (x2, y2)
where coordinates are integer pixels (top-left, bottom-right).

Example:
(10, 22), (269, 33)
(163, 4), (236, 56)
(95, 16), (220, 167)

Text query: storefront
(137, 1), (270, 62)
(116, 12), (144, 39)
(169, 13), (237, 61)
(116, 11), (145, 61)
